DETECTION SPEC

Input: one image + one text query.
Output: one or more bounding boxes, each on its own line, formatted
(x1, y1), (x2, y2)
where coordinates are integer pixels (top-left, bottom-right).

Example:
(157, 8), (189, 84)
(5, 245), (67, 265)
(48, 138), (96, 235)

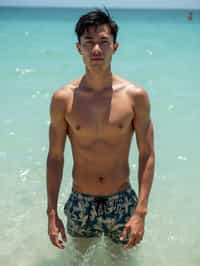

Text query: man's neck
(83, 68), (113, 92)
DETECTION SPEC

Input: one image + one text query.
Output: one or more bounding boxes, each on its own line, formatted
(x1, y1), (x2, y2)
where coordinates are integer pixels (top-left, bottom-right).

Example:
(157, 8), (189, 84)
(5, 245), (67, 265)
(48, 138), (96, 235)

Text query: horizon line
(0, 5), (199, 10)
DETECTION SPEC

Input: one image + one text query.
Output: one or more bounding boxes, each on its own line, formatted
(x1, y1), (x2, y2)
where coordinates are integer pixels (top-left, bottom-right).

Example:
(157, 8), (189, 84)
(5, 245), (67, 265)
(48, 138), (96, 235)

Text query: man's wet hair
(75, 8), (119, 43)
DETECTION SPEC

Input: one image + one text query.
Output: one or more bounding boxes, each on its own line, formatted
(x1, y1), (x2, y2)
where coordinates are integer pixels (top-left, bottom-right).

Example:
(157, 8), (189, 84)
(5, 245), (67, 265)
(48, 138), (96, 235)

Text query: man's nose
(92, 43), (102, 54)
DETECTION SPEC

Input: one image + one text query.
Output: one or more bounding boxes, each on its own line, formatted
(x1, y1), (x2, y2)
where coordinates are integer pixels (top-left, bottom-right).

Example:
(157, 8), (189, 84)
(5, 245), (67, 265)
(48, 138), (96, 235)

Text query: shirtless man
(46, 9), (155, 251)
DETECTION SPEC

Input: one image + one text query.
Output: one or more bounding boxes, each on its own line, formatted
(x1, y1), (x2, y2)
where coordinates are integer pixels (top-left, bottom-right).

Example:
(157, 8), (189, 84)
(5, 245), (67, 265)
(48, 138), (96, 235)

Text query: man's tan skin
(46, 24), (155, 250)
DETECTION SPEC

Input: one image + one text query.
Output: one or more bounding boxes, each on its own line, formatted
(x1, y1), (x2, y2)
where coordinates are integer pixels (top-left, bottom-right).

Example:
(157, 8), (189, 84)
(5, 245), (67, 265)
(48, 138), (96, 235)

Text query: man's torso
(61, 75), (137, 195)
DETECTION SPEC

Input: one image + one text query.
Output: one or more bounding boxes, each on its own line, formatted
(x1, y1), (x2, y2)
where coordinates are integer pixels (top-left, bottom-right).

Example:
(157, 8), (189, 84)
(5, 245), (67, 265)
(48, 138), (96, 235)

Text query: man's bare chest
(65, 91), (134, 138)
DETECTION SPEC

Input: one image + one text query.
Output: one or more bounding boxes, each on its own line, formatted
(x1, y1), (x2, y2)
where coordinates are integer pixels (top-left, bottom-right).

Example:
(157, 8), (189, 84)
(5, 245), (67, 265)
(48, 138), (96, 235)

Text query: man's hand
(120, 213), (145, 249)
(48, 214), (67, 249)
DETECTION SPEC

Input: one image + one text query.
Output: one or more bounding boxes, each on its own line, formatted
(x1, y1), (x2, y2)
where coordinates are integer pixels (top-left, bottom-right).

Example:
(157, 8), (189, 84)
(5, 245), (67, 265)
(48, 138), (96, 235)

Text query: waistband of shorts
(71, 184), (135, 201)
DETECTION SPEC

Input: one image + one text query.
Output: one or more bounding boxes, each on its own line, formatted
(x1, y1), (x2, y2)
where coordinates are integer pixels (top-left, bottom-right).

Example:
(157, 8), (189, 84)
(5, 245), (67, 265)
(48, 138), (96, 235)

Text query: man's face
(76, 24), (118, 71)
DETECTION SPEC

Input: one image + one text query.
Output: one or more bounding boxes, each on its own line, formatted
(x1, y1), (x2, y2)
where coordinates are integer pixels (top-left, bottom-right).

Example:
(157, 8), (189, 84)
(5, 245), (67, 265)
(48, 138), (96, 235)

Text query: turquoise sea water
(0, 7), (200, 266)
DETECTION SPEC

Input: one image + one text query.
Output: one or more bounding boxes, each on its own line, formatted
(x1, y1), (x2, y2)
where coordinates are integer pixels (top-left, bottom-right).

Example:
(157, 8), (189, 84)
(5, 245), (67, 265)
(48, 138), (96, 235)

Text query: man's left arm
(120, 87), (155, 248)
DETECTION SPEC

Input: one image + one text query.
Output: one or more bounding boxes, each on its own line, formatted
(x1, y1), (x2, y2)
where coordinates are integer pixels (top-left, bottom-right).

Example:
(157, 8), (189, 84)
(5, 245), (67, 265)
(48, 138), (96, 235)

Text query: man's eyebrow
(84, 36), (93, 39)
(83, 36), (110, 40)
(100, 36), (109, 40)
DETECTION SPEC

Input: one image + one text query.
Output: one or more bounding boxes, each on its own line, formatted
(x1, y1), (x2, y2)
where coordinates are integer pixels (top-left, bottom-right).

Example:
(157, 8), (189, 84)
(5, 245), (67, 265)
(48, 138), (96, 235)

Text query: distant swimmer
(187, 11), (192, 21)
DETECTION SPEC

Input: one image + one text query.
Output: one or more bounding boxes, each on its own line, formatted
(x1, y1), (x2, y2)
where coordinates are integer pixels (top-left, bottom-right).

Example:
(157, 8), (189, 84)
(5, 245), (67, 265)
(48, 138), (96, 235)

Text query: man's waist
(72, 181), (131, 198)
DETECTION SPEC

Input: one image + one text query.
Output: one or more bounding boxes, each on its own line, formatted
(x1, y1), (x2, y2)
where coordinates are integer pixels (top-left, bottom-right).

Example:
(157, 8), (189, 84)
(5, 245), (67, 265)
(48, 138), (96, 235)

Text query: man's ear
(76, 42), (82, 54)
(113, 42), (119, 53)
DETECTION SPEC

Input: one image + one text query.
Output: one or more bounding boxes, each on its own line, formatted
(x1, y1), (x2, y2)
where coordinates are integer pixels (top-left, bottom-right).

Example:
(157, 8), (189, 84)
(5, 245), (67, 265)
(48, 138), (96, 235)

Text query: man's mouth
(91, 57), (104, 61)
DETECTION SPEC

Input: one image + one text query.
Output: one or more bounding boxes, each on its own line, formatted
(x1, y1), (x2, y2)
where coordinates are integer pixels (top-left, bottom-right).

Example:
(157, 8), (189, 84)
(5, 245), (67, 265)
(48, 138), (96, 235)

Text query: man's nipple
(98, 176), (104, 183)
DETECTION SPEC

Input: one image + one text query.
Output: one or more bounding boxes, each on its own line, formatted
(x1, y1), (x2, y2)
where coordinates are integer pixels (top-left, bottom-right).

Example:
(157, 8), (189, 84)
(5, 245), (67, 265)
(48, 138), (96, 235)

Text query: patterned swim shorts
(64, 184), (138, 244)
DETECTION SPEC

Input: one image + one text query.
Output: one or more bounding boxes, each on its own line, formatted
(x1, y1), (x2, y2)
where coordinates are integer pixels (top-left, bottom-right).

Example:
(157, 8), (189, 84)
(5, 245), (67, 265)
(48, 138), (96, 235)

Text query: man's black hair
(75, 8), (118, 43)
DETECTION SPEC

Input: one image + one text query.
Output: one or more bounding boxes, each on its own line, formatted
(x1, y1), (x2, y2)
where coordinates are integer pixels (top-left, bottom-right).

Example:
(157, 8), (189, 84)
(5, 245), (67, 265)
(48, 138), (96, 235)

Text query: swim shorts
(64, 184), (138, 244)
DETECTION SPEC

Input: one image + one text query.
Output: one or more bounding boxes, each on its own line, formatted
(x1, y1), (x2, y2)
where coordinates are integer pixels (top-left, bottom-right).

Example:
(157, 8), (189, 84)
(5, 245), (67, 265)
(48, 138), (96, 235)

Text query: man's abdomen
(69, 128), (133, 195)
(72, 150), (131, 196)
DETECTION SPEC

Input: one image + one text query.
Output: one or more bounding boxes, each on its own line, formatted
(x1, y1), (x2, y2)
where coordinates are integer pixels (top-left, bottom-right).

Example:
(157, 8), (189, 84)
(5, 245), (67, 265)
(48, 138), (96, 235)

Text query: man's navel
(98, 176), (105, 183)
(118, 124), (123, 129)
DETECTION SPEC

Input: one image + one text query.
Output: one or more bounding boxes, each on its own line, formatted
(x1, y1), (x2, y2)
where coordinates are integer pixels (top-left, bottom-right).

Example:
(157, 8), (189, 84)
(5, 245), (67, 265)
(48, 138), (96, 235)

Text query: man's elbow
(139, 144), (154, 160)
(47, 152), (64, 166)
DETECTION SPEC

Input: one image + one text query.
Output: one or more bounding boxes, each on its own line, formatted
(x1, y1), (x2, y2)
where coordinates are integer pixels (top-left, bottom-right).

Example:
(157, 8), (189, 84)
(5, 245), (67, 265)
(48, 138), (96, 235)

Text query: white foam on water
(146, 49), (153, 55)
(41, 146), (46, 152)
(168, 104), (174, 111)
(16, 67), (35, 76)
(9, 131), (15, 136)
(19, 168), (30, 177)
(177, 155), (188, 161)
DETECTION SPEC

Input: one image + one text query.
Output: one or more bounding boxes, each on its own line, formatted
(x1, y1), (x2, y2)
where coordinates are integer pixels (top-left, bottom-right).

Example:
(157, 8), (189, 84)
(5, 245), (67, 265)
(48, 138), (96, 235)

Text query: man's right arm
(46, 89), (68, 248)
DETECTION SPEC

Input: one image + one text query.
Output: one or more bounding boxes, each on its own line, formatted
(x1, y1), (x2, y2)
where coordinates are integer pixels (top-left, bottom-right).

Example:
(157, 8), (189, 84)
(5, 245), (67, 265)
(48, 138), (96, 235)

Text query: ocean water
(0, 7), (200, 266)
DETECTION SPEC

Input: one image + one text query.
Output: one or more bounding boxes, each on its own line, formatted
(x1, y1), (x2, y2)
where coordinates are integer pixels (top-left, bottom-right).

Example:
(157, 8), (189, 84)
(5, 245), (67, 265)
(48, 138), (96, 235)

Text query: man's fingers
(124, 233), (136, 249)
(58, 239), (65, 249)
(49, 234), (65, 249)
(120, 226), (129, 241)
(49, 234), (59, 246)
(135, 232), (143, 245)
(124, 232), (143, 249)
(60, 227), (67, 242)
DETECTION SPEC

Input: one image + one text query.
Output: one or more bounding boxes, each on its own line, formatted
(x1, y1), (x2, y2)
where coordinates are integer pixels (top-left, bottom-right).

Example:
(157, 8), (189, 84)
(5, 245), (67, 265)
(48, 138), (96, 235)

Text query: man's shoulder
(126, 83), (150, 114)
(50, 79), (81, 115)
(126, 82), (147, 98)
(116, 75), (149, 100)
(51, 78), (81, 102)
(115, 76), (150, 114)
